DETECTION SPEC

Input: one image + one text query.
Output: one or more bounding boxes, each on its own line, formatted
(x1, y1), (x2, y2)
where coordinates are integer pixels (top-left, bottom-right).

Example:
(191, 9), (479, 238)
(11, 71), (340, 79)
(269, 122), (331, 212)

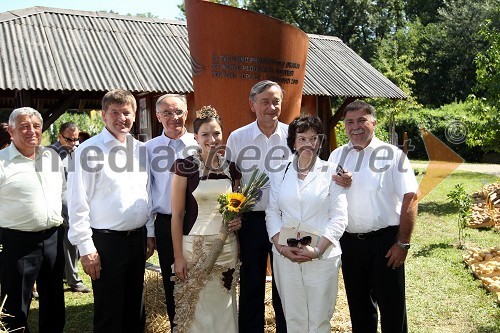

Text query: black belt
(0, 226), (60, 235)
(92, 227), (144, 236)
(345, 225), (398, 240)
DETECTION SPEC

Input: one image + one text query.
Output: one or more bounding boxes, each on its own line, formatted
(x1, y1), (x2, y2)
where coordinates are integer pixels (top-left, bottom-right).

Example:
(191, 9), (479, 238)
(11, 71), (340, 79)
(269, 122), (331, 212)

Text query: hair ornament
(196, 105), (219, 119)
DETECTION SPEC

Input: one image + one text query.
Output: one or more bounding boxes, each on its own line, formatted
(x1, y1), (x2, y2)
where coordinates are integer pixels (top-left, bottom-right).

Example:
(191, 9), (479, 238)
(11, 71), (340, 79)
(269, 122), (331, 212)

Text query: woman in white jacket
(265, 114), (348, 333)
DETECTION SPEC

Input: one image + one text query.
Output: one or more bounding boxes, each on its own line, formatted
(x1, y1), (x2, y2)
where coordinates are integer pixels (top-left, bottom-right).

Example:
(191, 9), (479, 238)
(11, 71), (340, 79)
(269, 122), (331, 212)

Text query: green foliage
(247, 0), (406, 60)
(389, 101), (499, 161)
(465, 96), (500, 153)
(447, 183), (473, 248)
(42, 111), (104, 146)
(410, 0), (498, 107)
(475, 17), (500, 105)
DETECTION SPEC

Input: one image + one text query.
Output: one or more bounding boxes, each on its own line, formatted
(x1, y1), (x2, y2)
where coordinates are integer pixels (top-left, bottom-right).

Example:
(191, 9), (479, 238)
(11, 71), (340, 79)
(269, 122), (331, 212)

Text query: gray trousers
(63, 224), (82, 287)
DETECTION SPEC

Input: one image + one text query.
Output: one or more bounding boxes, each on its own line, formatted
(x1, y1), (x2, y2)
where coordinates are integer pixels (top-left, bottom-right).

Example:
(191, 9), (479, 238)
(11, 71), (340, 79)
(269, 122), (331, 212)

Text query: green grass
(25, 170), (500, 332)
(406, 171), (500, 333)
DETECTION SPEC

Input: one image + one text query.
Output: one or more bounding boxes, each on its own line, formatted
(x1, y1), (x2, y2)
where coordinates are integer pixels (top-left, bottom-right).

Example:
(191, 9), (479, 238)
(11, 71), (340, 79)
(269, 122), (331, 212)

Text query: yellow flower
(226, 192), (246, 213)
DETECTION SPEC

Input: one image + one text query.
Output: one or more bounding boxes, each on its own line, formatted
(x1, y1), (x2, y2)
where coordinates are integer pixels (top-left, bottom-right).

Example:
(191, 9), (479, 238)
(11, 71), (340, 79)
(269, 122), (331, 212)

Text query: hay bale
(144, 270), (170, 333)
(145, 268), (353, 332)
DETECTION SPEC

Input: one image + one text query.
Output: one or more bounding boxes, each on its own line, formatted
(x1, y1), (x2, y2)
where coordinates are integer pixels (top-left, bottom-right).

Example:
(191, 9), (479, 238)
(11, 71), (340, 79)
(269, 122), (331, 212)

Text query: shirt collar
(101, 127), (133, 145)
(161, 128), (191, 146)
(251, 120), (285, 141)
(7, 144), (43, 161)
(347, 136), (383, 152)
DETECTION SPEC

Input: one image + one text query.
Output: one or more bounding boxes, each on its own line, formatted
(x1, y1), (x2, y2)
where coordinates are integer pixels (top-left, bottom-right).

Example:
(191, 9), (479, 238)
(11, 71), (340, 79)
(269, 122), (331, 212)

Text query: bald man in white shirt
(145, 94), (197, 329)
(68, 90), (153, 333)
(328, 100), (419, 333)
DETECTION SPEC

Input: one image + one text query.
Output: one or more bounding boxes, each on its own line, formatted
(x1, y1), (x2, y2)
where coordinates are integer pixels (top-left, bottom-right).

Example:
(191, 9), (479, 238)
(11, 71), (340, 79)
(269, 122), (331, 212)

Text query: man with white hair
(0, 107), (66, 332)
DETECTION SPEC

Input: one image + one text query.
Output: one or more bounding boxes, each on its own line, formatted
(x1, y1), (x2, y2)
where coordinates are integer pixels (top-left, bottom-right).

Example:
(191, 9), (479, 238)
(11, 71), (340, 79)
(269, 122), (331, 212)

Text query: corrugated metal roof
(0, 7), (406, 99)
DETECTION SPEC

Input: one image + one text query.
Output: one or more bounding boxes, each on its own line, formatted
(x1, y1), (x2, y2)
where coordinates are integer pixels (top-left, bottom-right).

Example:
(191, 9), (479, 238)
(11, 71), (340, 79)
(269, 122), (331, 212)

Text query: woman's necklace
(196, 150), (223, 177)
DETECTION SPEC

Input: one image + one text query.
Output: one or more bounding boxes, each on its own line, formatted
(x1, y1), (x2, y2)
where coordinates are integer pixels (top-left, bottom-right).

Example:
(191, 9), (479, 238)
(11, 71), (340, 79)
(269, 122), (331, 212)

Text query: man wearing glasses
(146, 94), (197, 330)
(49, 122), (91, 294)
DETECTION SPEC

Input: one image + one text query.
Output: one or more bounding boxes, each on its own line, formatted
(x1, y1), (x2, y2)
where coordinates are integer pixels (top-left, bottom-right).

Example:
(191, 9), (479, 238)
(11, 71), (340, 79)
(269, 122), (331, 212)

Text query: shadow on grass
(412, 242), (454, 258)
(27, 303), (94, 333)
(418, 201), (456, 216)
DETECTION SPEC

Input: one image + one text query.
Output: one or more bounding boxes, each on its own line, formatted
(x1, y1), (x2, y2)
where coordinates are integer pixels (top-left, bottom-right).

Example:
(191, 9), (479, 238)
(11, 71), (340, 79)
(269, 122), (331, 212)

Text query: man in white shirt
(226, 80), (289, 333)
(328, 100), (419, 333)
(0, 107), (66, 332)
(49, 122), (91, 294)
(145, 94), (197, 329)
(68, 90), (154, 333)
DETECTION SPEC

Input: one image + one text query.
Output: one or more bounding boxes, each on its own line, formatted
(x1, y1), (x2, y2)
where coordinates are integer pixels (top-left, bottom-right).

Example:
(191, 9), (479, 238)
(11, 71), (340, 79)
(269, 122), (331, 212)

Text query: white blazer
(265, 157), (348, 258)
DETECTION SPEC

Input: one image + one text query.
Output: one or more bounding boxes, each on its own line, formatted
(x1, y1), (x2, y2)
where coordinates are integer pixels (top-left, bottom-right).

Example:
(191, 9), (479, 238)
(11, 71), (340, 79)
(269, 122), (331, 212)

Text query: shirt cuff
(77, 239), (97, 257)
(146, 224), (155, 238)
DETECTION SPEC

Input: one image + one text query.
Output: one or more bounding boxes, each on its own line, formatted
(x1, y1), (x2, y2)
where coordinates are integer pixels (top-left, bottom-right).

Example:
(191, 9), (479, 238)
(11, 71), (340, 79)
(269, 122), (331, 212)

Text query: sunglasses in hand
(287, 235), (312, 247)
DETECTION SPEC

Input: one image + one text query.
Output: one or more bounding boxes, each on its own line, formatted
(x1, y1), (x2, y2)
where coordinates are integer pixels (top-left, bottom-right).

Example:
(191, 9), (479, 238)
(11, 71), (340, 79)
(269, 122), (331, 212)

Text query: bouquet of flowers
(217, 169), (269, 224)
(202, 169), (269, 272)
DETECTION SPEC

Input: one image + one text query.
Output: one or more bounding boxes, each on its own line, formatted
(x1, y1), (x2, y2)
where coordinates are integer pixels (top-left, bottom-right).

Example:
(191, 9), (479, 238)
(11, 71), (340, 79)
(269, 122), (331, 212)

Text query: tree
(410, 0), (498, 107)
(404, 0), (446, 25)
(246, 0), (406, 60)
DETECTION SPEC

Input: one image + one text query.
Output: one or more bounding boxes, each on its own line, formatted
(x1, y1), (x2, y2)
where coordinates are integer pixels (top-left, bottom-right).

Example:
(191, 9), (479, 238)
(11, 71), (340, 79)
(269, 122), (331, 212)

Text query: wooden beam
(328, 97), (356, 151)
(42, 92), (84, 131)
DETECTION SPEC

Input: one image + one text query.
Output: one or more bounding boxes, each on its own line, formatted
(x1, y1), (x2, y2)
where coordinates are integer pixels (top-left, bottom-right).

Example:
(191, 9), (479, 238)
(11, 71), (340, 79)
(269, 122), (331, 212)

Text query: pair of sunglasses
(286, 235), (312, 247)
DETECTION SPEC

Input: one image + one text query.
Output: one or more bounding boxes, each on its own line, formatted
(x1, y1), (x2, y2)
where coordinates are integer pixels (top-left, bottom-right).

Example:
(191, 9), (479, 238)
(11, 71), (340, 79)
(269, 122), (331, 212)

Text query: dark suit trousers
(92, 228), (146, 333)
(238, 211), (286, 333)
(154, 213), (176, 330)
(340, 226), (408, 333)
(0, 226), (65, 333)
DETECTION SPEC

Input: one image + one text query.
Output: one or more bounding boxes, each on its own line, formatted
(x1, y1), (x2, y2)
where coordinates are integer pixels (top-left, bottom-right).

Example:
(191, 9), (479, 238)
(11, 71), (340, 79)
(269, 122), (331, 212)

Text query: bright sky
(0, 0), (184, 20)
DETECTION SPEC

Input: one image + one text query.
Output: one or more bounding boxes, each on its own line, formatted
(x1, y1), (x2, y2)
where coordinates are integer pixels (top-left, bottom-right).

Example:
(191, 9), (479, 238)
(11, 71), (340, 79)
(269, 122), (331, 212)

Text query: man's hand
(385, 243), (408, 269)
(332, 170), (353, 188)
(81, 252), (101, 280)
(146, 237), (155, 260)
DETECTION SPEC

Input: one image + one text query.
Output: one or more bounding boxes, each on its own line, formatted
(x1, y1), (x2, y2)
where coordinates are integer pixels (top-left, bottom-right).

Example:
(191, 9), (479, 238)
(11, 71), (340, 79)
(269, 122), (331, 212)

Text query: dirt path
(412, 161), (500, 177)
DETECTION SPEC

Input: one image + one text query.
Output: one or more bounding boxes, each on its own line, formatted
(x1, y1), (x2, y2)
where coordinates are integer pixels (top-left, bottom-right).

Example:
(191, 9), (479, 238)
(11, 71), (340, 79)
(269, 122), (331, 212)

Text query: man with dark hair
(68, 90), (154, 332)
(329, 100), (419, 333)
(0, 107), (66, 332)
(226, 80), (288, 333)
(49, 122), (91, 293)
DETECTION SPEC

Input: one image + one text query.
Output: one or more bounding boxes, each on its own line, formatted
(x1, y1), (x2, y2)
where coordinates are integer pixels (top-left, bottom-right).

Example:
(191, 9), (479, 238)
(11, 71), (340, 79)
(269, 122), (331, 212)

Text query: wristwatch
(313, 247), (323, 260)
(396, 240), (411, 250)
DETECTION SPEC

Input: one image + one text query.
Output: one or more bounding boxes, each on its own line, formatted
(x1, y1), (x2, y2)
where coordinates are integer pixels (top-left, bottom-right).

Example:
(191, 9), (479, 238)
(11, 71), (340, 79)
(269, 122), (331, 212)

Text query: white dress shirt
(146, 130), (197, 226)
(0, 145), (65, 231)
(265, 158), (348, 258)
(226, 121), (290, 211)
(67, 128), (150, 256)
(328, 137), (419, 233)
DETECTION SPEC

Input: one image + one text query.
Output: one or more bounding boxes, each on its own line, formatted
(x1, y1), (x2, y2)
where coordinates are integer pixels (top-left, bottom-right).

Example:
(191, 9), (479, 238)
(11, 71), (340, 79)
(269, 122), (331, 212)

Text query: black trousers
(92, 228), (146, 333)
(340, 226), (407, 333)
(238, 211), (286, 333)
(0, 226), (65, 333)
(155, 213), (176, 330)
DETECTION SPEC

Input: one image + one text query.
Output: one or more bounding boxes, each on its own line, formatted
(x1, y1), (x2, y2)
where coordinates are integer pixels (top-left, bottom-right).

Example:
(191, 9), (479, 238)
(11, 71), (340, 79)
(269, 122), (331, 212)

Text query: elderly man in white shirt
(145, 94), (197, 329)
(226, 80), (289, 333)
(328, 100), (419, 333)
(0, 107), (66, 333)
(68, 90), (153, 333)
